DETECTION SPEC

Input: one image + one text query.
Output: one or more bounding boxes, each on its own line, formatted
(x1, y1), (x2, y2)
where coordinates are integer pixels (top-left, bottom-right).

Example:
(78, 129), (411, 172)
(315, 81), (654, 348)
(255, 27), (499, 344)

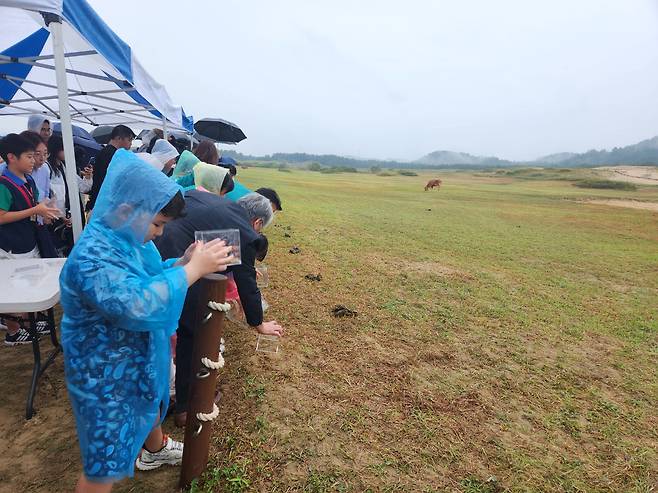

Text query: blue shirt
(223, 180), (251, 201)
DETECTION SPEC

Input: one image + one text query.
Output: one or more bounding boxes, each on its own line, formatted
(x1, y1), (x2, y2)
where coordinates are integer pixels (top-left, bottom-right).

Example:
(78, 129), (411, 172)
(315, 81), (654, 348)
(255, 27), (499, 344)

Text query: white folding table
(0, 258), (66, 419)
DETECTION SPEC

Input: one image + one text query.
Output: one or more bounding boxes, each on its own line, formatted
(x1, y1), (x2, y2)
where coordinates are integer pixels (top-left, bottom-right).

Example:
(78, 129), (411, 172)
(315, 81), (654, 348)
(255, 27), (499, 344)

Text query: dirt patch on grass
(404, 260), (475, 279)
(365, 253), (475, 281)
(583, 199), (658, 212)
(596, 166), (658, 185)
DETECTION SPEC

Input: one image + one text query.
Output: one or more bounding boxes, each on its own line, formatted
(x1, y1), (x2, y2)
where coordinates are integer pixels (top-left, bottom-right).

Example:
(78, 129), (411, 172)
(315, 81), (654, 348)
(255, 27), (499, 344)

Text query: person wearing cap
(87, 124), (135, 212)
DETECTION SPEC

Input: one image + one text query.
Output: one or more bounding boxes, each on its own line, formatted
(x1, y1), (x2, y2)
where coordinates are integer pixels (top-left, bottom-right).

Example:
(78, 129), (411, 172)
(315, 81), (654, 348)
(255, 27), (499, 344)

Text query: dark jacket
(86, 143), (117, 211)
(0, 173), (38, 254)
(154, 190), (263, 327)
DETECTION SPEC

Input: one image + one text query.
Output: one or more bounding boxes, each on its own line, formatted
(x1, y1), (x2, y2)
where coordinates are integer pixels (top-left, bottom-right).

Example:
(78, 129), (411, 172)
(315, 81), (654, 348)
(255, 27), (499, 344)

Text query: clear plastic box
(255, 334), (280, 354)
(194, 229), (241, 266)
(256, 264), (269, 288)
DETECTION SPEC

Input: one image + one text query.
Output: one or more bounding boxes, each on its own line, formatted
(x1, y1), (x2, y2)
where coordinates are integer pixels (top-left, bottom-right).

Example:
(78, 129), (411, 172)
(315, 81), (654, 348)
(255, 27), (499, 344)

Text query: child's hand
(34, 201), (60, 220)
(176, 241), (200, 266)
(184, 240), (236, 284)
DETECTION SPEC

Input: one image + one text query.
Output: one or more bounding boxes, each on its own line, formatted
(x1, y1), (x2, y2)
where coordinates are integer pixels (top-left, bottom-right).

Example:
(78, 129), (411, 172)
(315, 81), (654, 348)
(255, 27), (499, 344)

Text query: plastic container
(225, 299), (247, 327)
(256, 264), (269, 288)
(256, 334), (280, 354)
(194, 229), (241, 265)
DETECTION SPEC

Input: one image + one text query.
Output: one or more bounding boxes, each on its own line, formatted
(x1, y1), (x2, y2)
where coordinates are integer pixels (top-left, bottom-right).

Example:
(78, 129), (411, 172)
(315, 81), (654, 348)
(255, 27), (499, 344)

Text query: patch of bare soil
(404, 260), (475, 279)
(0, 334), (186, 493)
(584, 199), (658, 212)
(596, 166), (658, 185)
(366, 253), (475, 281)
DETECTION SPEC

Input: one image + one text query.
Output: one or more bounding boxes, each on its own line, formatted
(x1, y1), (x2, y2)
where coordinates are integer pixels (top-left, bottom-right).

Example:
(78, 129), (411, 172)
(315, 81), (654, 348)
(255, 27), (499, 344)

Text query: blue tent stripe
(0, 28), (50, 108)
(181, 110), (193, 132)
(62, 0), (133, 82)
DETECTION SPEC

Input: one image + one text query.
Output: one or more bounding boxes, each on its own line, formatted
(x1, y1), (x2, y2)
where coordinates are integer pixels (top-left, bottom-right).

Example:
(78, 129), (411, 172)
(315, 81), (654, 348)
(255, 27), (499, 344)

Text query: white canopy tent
(0, 0), (193, 240)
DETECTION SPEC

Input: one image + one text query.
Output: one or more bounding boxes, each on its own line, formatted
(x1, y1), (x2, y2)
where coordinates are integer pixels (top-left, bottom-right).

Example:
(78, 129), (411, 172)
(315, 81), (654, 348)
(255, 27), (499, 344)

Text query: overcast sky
(5, 0), (658, 161)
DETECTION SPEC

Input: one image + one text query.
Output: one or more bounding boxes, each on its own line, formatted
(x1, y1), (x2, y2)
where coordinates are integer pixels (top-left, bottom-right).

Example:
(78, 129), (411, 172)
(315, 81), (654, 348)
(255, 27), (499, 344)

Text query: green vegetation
(398, 170), (418, 176)
(196, 167), (658, 492)
(319, 166), (358, 174)
(575, 179), (638, 191)
(3, 166), (656, 492)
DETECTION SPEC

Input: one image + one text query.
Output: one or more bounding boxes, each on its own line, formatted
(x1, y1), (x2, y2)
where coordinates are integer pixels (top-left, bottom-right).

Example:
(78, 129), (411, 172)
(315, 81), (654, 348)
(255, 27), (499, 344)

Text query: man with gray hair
(237, 192), (274, 230)
(155, 190), (284, 425)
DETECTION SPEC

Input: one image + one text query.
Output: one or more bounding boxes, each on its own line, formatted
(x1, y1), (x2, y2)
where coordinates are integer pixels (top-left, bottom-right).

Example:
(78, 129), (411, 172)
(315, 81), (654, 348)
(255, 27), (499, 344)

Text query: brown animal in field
(425, 179), (442, 191)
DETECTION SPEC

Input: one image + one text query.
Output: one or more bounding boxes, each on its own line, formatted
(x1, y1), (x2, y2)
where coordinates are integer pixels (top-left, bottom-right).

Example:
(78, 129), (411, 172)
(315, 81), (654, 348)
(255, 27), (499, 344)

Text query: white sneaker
(135, 436), (184, 471)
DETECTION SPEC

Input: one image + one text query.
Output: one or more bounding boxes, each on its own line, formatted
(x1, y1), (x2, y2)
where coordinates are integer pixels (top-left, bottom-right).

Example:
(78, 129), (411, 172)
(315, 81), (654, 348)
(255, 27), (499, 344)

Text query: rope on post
(201, 355), (224, 369)
(180, 274), (229, 490)
(208, 301), (231, 312)
(196, 403), (220, 422)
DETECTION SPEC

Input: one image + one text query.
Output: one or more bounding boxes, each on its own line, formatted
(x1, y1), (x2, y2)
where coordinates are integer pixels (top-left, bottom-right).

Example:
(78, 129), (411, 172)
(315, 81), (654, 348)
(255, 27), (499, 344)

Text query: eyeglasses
(34, 152), (49, 158)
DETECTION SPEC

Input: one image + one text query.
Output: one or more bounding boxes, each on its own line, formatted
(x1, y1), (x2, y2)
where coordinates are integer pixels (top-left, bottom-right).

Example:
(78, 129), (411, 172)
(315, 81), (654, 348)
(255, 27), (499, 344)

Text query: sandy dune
(596, 166), (658, 185)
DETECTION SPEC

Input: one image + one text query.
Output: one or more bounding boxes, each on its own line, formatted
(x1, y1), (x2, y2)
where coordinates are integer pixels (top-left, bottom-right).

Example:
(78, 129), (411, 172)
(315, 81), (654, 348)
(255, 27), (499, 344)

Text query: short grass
(189, 168), (658, 491)
(0, 167), (655, 492)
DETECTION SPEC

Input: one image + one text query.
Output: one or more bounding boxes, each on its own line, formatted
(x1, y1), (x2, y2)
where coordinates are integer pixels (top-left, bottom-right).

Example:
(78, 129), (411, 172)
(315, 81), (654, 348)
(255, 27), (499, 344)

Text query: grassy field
(189, 167), (658, 492)
(0, 167), (656, 492)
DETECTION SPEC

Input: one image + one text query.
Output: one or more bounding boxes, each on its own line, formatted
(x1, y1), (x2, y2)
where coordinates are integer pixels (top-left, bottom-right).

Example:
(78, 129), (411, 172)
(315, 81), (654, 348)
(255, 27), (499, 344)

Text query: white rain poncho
(59, 149), (188, 482)
(27, 114), (49, 133)
(136, 139), (179, 171)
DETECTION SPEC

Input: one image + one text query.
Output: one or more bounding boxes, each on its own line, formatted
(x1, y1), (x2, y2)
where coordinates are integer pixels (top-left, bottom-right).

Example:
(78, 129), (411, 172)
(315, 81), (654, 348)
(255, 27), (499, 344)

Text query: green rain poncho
(193, 161), (230, 195)
(173, 150), (200, 190)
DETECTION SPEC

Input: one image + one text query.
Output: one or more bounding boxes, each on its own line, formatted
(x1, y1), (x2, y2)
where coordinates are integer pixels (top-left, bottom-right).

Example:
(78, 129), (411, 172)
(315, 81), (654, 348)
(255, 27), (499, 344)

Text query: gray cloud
(3, 0), (658, 162)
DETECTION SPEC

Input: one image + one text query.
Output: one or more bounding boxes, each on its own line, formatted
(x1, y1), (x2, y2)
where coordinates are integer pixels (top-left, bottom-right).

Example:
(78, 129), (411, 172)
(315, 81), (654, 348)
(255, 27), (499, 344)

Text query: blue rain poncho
(59, 149), (188, 482)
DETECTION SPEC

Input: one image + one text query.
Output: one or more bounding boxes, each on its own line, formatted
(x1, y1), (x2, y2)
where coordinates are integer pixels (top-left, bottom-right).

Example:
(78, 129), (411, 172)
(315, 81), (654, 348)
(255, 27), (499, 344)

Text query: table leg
(46, 308), (60, 349)
(24, 310), (62, 420)
(26, 312), (41, 420)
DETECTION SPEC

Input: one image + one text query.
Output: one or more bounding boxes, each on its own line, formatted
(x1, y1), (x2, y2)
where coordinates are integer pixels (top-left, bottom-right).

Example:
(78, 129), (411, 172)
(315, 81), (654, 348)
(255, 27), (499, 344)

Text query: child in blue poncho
(59, 150), (235, 492)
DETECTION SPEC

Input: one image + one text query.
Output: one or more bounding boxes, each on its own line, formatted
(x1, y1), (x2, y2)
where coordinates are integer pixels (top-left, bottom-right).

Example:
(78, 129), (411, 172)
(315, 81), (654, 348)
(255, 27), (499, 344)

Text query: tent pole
(48, 16), (83, 241)
(162, 116), (168, 140)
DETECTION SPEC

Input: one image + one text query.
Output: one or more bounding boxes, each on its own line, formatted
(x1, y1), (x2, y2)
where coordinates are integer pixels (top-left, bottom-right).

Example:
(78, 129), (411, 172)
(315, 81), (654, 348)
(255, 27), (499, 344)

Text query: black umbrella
(194, 118), (246, 144)
(53, 122), (102, 151)
(91, 125), (115, 145)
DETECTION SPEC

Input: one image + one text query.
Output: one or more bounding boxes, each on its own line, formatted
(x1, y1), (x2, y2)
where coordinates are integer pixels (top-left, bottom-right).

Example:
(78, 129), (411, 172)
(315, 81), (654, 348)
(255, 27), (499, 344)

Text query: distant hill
(220, 151), (412, 170)
(415, 150), (512, 167)
(536, 152), (578, 164)
(223, 135), (658, 170)
(535, 136), (658, 166)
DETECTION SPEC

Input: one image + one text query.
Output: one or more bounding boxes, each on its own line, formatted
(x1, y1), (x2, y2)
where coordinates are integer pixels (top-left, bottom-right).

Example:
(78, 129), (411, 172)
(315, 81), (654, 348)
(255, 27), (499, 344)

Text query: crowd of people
(0, 118), (285, 492)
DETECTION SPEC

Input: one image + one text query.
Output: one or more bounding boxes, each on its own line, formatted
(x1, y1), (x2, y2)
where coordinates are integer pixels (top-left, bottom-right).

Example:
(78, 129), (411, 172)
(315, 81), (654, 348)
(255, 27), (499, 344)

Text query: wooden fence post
(179, 273), (228, 489)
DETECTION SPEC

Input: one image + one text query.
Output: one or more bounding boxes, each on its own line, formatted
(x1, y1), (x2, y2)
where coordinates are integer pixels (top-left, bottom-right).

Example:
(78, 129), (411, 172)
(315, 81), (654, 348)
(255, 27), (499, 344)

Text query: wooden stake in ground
(179, 273), (228, 490)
